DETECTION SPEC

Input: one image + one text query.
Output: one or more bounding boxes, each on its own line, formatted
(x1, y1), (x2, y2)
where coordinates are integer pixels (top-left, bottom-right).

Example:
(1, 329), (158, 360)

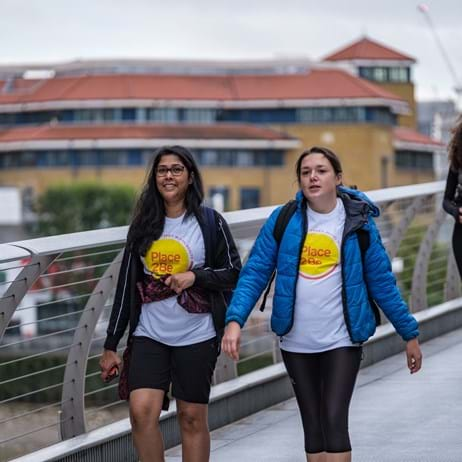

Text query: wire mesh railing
(0, 180), (460, 460)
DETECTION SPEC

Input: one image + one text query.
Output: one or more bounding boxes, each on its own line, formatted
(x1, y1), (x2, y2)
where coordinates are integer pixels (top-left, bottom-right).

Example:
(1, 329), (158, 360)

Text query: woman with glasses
(222, 146), (422, 462)
(443, 116), (462, 279)
(100, 145), (241, 462)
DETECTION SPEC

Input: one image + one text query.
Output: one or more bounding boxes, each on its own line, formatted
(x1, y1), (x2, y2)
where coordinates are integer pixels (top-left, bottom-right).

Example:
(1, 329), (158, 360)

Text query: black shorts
(128, 336), (218, 404)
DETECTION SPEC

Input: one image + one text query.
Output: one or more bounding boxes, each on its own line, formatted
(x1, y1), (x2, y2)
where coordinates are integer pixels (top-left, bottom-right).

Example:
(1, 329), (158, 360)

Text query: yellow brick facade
(376, 82), (417, 129)
(0, 120), (432, 211)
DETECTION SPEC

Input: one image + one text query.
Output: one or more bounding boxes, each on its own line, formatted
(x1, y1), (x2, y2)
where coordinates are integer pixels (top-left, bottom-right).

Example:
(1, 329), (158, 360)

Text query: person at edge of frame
(443, 115), (462, 279)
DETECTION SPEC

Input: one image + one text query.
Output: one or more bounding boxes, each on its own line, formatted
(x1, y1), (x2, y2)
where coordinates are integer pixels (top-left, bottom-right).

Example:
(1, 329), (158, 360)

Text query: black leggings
(453, 223), (462, 279)
(281, 347), (362, 454)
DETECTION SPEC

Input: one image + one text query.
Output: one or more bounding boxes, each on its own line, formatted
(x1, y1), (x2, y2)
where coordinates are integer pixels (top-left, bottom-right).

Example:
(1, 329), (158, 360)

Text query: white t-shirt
(133, 213), (216, 346)
(280, 198), (354, 353)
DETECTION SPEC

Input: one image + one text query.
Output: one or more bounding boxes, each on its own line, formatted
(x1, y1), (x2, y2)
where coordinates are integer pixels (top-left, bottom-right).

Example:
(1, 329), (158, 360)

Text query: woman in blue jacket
(222, 146), (422, 462)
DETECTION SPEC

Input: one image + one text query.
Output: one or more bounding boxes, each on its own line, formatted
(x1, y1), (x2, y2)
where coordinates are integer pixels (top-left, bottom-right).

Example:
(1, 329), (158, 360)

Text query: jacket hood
(295, 186), (380, 218)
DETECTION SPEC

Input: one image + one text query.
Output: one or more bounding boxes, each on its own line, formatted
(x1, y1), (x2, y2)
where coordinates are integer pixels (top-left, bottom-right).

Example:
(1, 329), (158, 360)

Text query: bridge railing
(0, 180), (459, 460)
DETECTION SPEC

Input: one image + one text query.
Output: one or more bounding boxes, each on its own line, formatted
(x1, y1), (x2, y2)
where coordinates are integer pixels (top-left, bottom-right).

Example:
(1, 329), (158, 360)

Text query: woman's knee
(129, 391), (163, 431)
(177, 404), (208, 434)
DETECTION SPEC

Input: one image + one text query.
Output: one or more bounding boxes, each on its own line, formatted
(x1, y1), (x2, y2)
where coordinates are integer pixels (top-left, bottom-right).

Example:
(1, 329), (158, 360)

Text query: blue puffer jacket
(226, 187), (419, 343)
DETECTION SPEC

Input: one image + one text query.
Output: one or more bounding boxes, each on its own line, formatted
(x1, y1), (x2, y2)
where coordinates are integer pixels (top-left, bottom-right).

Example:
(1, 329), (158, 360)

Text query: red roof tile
(0, 69), (403, 105)
(0, 123), (295, 142)
(323, 37), (415, 62)
(393, 127), (444, 147)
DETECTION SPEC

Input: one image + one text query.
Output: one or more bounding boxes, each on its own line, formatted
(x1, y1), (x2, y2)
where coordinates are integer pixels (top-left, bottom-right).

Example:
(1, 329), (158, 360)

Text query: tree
(34, 182), (136, 236)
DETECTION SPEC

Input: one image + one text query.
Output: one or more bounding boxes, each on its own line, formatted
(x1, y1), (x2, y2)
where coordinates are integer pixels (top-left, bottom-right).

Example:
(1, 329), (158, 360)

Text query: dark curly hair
(449, 115), (462, 171)
(126, 145), (204, 255)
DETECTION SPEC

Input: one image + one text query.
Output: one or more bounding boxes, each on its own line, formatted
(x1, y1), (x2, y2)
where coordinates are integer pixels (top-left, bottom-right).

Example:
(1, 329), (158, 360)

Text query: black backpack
(259, 200), (381, 325)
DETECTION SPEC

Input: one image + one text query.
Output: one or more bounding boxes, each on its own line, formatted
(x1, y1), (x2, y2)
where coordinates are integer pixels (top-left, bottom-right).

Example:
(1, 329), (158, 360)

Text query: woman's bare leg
(129, 388), (165, 462)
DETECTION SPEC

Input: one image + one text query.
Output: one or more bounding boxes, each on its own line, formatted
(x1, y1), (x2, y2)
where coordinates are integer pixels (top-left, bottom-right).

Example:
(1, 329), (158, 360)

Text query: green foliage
(237, 353), (273, 376)
(396, 224), (448, 308)
(34, 182), (136, 236)
(0, 352), (119, 404)
(396, 224), (424, 303)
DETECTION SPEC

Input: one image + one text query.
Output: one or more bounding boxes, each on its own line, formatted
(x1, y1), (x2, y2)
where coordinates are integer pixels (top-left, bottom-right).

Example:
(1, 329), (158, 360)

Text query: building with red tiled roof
(392, 127), (446, 185)
(0, 36), (443, 213)
(323, 36), (417, 129)
(0, 69), (405, 111)
(0, 124), (299, 145)
(393, 127), (444, 150)
(323, 37), (416, 63)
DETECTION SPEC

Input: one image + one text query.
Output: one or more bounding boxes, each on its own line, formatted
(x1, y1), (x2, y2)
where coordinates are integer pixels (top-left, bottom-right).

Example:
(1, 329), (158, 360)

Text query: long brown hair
(448, 116), (462, 170)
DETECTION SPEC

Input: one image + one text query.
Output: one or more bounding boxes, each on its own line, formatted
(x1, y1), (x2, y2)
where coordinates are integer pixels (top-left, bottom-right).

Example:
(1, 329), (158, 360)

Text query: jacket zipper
(340, 219), (368, 342)
(282, 202), (307, 337)
(112, 251), (132, 336)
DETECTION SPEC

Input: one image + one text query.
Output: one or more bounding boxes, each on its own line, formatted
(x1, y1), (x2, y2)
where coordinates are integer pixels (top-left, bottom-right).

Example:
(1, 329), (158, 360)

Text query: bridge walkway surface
(166, 328), (462, 462)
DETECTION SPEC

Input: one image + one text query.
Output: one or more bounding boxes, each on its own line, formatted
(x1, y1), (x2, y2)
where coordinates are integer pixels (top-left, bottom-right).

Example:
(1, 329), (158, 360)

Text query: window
(103, 108), (116, 121)
(389, 67), (410, 83)
(37, 151), (69, 167)
(127, 150), (142, 165)
(236, 151), (254, 167)
(359, 66), (410, 84)
(240, 188), (260, 210)
(147, 108), (178, 122)
(101, 150), (128, 165)
(365, 107), (396, 125)
(260, 150), (284, 166)
(209, 187), (229, 211)
(373, 67), (388, 82)
(296, 107), (372, 124)
(395, 150), (433, 171)
(358, 67), (374, 80)
(201, 150), (219, 166)
(182, 109), (216, 123)
(0, 153), (17, 169)
(77, 150), (98, 166)
(136, 108), (147, 122)
(122, 108), (136, 121)
(74, 110), (94, 122)
(21, 151), (37, 167)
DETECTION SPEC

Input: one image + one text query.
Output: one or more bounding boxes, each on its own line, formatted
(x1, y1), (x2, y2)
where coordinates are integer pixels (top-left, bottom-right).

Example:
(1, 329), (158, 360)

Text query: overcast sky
(1, 0), (461, 102)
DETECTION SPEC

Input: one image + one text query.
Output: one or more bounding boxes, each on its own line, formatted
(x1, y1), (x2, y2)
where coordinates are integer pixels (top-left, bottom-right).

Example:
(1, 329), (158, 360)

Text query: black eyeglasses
(156, 165), (186, 177)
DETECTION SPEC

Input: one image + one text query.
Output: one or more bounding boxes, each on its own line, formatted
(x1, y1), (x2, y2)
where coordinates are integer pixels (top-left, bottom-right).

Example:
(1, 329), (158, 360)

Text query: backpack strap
(357, 228), (381, 325)
(202, 206), (217, 265)
(356, 227), (370, 256)
(273, 200), (297, 244)
(259, 200), (297, 312)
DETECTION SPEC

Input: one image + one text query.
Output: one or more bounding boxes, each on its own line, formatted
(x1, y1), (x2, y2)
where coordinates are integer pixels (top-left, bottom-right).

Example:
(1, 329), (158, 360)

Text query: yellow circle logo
(299, 232), (339, 280)
(143, 237), (190, 277)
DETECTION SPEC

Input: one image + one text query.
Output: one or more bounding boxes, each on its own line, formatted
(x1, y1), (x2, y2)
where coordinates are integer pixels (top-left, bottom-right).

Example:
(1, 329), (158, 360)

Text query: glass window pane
(240, 188), (260, 209)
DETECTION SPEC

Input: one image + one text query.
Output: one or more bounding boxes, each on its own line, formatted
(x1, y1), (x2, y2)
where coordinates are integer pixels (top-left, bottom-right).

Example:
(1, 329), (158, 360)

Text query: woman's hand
(164, 271), (196, 294)
(406, 338), (422, 374)
(99, 349), (122, 382)
(222, 321), (242, 361)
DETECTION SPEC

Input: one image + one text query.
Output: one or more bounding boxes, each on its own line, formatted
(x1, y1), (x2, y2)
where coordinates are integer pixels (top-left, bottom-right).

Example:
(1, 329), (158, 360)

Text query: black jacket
(104, 208), (241, 351)
(443, 167), (462, 220)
